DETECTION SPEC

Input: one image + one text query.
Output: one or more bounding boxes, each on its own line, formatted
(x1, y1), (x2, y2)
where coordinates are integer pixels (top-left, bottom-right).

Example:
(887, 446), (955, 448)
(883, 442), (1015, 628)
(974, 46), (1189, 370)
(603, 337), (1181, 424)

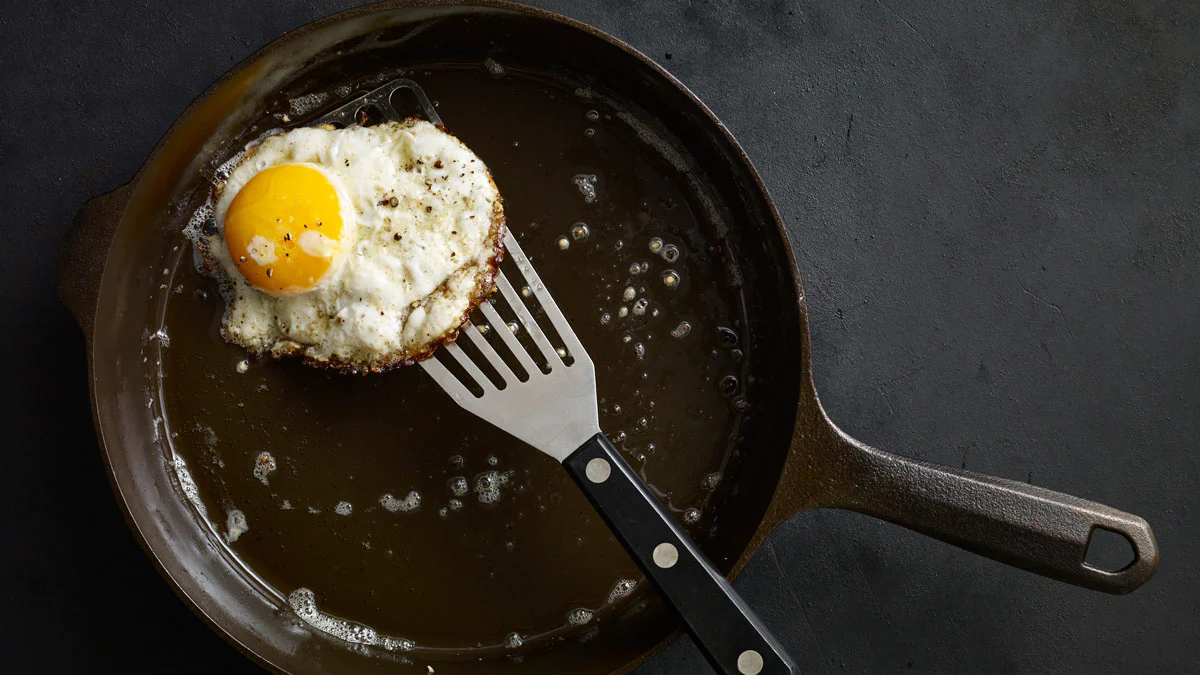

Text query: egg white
(191, 119), (505, 372)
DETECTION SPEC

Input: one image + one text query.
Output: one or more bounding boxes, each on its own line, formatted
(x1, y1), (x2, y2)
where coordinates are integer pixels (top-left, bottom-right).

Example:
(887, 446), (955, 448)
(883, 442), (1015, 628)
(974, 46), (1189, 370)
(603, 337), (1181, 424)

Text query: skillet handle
(821, 431), (1159, 594)
(565, 433), (796, 675)
(59, 183), (133, 340)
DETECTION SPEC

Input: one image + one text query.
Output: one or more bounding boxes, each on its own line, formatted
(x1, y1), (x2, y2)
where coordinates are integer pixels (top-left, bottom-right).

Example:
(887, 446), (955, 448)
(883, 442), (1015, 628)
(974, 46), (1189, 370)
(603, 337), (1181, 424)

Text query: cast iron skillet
(59, 2), (1159, 674)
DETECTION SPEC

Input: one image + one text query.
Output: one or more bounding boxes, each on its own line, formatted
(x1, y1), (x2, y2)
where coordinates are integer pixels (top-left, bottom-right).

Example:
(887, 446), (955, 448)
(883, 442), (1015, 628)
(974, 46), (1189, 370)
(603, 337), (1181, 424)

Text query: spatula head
(421, 231), (600, 462)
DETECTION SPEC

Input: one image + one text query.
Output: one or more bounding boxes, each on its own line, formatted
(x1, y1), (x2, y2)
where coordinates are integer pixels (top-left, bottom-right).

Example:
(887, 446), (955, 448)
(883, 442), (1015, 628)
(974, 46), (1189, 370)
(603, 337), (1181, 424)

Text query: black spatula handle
(564, 433), (795, 675)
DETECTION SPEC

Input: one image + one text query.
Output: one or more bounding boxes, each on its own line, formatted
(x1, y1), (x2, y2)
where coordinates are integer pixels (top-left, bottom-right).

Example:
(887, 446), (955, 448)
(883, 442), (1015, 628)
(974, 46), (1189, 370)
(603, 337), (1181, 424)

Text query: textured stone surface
(1, 1), (1196, 673)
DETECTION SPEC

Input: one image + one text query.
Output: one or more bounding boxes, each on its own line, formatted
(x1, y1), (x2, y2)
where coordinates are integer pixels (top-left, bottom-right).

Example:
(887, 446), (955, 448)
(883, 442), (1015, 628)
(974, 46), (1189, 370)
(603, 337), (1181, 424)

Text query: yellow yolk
(223, 164), (346, 296)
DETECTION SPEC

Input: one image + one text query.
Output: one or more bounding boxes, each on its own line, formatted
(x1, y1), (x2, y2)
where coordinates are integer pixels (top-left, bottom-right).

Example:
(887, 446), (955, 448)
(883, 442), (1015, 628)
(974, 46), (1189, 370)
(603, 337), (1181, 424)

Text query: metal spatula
(318, 79), (796, 675)
(425, 233), (794, 675)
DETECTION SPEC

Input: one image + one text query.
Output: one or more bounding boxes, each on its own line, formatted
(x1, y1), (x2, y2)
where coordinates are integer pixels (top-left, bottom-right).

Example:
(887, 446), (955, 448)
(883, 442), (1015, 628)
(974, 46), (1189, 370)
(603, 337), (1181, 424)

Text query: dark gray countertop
(1, 1), (1196, 672)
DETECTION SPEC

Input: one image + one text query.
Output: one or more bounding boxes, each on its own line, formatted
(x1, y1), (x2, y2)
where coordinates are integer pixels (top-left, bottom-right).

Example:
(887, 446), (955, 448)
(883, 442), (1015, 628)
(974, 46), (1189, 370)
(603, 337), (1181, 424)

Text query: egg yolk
(223, 164), (346, 296)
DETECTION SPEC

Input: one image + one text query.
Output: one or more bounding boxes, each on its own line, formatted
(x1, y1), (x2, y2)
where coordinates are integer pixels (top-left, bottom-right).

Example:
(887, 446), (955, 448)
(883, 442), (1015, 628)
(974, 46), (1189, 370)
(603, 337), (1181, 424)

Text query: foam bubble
(448, 476), (468, 497)
(281, 500), (293, 510)
(567, 608), (594, 626)
(379, 491), (422, 513)
(335, 501), (353, 516)
(474, 470), (512, 505)
(253, 451), (276, 485)
(572, 174), (598, 204)
(288, 588), (417, 651)
(683, 508), (701, 524)
(288, 92), (330, 117)
(483, 57), (507, 78)
(606, 578), (639, 604)
(702, 472), (722, 491)
(506, 632), (524, 648)
(225, 509), (249, 543)
(169, 455), (207, 519)
(235, 360), (249, 374)
(150, 328), (170, 347)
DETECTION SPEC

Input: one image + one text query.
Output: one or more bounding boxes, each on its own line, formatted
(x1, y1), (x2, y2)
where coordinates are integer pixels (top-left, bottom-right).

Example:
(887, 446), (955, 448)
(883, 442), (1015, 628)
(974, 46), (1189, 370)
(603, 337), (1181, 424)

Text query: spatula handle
(565, 433), (795, 675)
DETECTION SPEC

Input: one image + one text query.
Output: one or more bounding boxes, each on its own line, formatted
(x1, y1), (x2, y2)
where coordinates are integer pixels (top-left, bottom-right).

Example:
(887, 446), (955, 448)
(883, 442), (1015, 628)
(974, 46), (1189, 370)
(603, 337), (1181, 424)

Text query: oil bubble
(556, 347), (569, 358)
(649, 237), (664, 254)
(585, 109), (600, 122)
(584, 127), (595, 138)
(719, 375), (739, 394)
(235, 360), (249, 374)
(477, 323), (491, 335)
(521, 285), (533, 298)
(661, 270), (680, 289)
(623, 286), (637, 301)
(632, 298), (649, 316)
(557, 236), (570, 250)
(732, 396), (750, 411)
(571, 222), (590, 240)
(507, 321), (520, 334)
(629, 262), (643, 275)
(600, 312), (612, 325)
(716, 326), (739, 347)
(671, 321), (692, 339)
(618, 307), (629, 318)
(661, 244), (680, 262)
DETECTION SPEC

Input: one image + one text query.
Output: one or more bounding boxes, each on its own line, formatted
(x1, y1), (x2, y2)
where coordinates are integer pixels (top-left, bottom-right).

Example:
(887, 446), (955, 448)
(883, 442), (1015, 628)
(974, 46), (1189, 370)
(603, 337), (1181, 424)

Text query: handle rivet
(738, 649), (764, 675)
(652, 543), (679, 569)
(585, 457), (611, 483)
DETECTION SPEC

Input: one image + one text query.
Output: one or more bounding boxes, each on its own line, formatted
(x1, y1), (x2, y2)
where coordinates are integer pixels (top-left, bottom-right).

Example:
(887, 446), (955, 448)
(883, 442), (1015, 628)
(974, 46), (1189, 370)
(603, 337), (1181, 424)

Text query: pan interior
(122, 7), (803, 673)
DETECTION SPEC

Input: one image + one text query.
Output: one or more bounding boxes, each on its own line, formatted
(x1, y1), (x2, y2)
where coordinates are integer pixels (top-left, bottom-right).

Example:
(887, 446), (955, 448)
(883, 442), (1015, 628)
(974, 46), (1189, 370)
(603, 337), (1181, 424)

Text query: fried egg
(188, 119), (505, 372)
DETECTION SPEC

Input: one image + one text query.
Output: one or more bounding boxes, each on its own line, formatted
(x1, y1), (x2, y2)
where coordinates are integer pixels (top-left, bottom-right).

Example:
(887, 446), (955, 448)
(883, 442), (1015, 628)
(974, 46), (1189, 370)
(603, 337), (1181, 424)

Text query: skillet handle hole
(1084, 526), (1136, 573)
